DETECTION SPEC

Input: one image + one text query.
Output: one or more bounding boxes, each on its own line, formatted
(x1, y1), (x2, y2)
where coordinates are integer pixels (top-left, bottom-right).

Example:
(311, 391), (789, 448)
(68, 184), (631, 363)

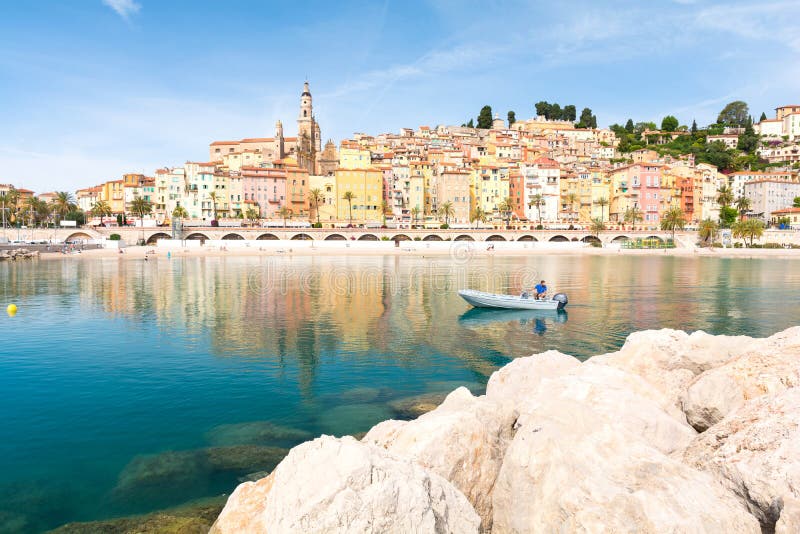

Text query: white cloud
(102, 0), (141, 20)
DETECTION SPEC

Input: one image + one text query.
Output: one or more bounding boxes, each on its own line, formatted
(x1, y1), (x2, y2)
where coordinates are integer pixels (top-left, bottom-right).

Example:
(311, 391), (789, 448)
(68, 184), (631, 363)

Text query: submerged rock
(210, 435), (480, 534)
(205, 421), (312, 447)
(387, 392), (449, 418)
(316, 403), (394, 436)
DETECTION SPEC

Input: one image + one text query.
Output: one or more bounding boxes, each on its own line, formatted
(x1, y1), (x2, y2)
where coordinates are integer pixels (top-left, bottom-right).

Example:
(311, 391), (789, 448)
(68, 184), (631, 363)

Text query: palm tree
(342, 191), (355, 225)
(208, 191), (219, 221)
(528, 194), (544, 224)
(130, 196), (153, 226)
(244, 206), (260, 226)
(732, 218), (764, 247)
(22, 197), (49, 227)
(566, 193), (578, 222)
(308, 188), (323, 225)
(717, 185), (734, 208)
(172, 205), (188, 221)
(278, 205), (292, 228)
(438, 201), (455, 227)
(698, 218), (718, 244)
(470, 206), (487, 229)
(498, 196), (514, 227)
(734, 196), (751, 218)
(596, 197), (608, 222)
(91, 200), (112, 227)
(380, 199), (390, 226)
(0, 189), (18, 229)
(590, 217), (606, 237)
(53, 191), (76, 224)
(410, 206), (421, 228)
(623, 206), (643, 229)
(660, 206), (686, 240)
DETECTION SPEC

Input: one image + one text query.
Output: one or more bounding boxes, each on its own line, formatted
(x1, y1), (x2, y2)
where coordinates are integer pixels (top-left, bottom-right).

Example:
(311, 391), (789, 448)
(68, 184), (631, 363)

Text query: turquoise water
(2, 254), (800, 531)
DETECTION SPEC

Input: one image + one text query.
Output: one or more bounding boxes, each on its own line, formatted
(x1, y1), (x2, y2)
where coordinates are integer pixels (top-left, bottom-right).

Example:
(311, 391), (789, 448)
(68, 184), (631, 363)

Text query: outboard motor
(553, 293), (568, 310)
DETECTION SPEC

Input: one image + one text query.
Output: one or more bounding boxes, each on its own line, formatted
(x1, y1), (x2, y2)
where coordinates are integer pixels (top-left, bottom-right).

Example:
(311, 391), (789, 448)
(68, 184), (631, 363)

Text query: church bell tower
(297, 81), (317, 174)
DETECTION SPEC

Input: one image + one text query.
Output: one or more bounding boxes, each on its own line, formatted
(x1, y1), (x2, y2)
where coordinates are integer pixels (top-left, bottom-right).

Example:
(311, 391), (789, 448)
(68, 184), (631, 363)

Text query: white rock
(776, 496), (800, 534)
(492, 398), (760, 534)
(485, 350), (579, 403)
(682, 372), (745, 432)
(683, 388), (800, 529)
(210, 435), (479, 534)
(363, 387), (516, 532)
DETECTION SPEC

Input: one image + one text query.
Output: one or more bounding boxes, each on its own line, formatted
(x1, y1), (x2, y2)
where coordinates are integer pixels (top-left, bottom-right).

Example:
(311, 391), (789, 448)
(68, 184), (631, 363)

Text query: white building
(744, 178), (800, 221)
(521, 157), (560, 222)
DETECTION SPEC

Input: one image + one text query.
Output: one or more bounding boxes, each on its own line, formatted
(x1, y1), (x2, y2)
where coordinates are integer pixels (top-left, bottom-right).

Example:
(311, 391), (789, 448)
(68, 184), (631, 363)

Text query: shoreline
(32, 243), (800, 261)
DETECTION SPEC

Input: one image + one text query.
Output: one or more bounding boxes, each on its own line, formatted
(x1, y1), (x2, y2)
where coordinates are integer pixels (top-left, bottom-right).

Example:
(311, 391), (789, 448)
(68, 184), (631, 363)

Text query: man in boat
(534, 280), (548, 300)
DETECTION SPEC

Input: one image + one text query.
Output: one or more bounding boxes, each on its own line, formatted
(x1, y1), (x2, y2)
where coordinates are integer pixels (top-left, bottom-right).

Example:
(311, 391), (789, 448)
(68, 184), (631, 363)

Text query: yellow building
(470, 164), (509, 217)
(338, 147), (372, 169)
(409, 160), (433, 215)
(309, 175), (338, 222)
(101, 180), (125, 214)
(335, 167), (383, 222)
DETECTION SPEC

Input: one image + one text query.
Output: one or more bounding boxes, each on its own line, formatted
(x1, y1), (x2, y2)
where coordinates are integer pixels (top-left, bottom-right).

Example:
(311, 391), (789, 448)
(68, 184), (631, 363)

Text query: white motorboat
(458, 289), (568, 310)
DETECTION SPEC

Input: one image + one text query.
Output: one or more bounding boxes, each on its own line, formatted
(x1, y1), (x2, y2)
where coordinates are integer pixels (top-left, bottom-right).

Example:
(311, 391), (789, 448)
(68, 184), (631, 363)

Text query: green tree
(794, 197), (800, 208)
(466, 119), (474, 128)
(625, 119), (634, 133)
(717, 101), (749, 127)
(590, 217), (606, 237)
(732, 218), (764, 247)
(278, 205), (292, 228)
(172, 205), (188, 221)
(737, 121), (759, 153)
(563, 105), (577, 122)
(719, 206), (737, 228)
(470, 206), (487, 229)
(0, 189), (19, 228)
(660, 207), (686, 240)
(342, 191), (355, 225)
(734, 196), (751, 217)
(565, 193), (578, 222)
(705, 141), (734, 171)
(208, 191), (219, 221)
(759, 112), (767, 122)
(53, 191), (76, 223)
(380, 199), (389, 226)
(244, 206), (259, 225)
(661, 115), (679, 132)
(308, 187), (323, 225)
(507, 111), (516, 127)
(91, 200), (112, 227)
(691, 120), (698, 135)
(528, 194), (544, 224)
(477, 105), (493, 129)
(130, 196), (153, 225)
(577, 107), (596, 128)
(535, 101), (551, 119)
(438, 200), (455, 226)
(410, 206), (421, 228)
(698, 218), (718, 244)
(498, 197), (514, 226)
(596, 197), (608, 222)
(623, 206), (643, 228)
(716, 185), (734, 208)
(550, 103), (562, 121)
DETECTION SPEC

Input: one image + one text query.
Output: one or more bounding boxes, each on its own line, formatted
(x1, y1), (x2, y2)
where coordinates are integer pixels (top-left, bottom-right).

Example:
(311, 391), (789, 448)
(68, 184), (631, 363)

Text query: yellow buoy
(7, 304), (17, 317)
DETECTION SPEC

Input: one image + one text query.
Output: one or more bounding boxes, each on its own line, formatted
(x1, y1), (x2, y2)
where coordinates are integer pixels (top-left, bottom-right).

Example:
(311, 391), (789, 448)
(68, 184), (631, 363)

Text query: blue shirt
(535, 283), (547, 293)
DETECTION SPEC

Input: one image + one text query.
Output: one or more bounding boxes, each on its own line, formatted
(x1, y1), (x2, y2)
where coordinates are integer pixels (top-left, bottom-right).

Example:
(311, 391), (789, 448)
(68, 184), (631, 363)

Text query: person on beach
(534, 280), (547, 300)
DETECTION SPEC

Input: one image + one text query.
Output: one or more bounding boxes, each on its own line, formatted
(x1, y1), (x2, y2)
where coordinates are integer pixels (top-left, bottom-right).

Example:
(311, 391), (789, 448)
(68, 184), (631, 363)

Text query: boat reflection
(458, 308), (568, 331)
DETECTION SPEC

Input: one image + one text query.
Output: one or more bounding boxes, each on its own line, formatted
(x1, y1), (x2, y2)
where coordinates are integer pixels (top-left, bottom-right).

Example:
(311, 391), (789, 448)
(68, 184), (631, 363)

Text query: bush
(210, 219), (219, 227)
(380, 236), (390, 241)
(764, 242), (782, 249)
(413, 237), (421, 241)
(590, 241), (602, 248)
(311, 222), (322, 228)
(440, 223), (449, 229)
(734, 242), (743, 248)
(109, 234), (121, 241)
(535, 224), (544, 230)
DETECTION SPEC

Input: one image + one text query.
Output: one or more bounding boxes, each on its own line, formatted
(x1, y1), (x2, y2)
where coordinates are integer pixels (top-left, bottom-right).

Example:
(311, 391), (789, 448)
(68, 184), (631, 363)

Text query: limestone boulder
(681, 333), (800, 431)
(485, 349), (579, 404)
(776, 497), (800, 534)
(364, 387), (516, 532)
(684, 388), (800, 530)
(210, 435), (480, 534)
(492, 398), (760, 533)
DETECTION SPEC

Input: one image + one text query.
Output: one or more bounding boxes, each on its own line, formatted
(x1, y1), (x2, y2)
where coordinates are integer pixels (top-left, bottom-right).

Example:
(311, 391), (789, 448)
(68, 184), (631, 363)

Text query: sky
(1, 0), (799, 193)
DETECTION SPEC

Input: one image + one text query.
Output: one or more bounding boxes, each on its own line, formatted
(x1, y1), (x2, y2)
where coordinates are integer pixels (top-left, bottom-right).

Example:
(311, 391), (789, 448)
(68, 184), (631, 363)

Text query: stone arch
(454, 235), (475, 241)
(64, 232), (94, 242)
(516, 235), (537, 242)
(145, 232), (171, 245)
(185, 232), (209, 241)
(549, 235), (569, 242)
(325, 233), (346, 240)
(571, 237), (580, 242)
(581, 235), (601, 244)
(612, 235), (630, 242)
(422, 235), (443, 241)
(222, 233), (245, 240)
(486, 235), (507, 241)
(391, 234), (411, 241)
(291, 233), (313, 240)
(357, 234), (379, 241)
(256, 233), (279, 240)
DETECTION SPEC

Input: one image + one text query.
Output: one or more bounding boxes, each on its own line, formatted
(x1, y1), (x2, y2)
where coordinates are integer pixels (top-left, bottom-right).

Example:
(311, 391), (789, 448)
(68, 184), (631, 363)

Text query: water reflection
(458, 308), (568, 328)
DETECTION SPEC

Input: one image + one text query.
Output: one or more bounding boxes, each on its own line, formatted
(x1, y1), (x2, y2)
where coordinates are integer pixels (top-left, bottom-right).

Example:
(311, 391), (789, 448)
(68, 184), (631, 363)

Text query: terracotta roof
(210, 141), (239, 146)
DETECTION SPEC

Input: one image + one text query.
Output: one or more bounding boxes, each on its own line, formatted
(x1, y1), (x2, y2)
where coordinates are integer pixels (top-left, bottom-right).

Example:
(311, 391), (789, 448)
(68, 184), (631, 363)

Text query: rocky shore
(211, 326), (800, 533)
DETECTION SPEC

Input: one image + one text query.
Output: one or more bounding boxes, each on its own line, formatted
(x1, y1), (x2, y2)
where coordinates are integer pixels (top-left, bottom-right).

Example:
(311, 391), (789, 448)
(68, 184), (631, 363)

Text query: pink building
(633, 163), (664, 224)
(241, 166), (287, 218)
